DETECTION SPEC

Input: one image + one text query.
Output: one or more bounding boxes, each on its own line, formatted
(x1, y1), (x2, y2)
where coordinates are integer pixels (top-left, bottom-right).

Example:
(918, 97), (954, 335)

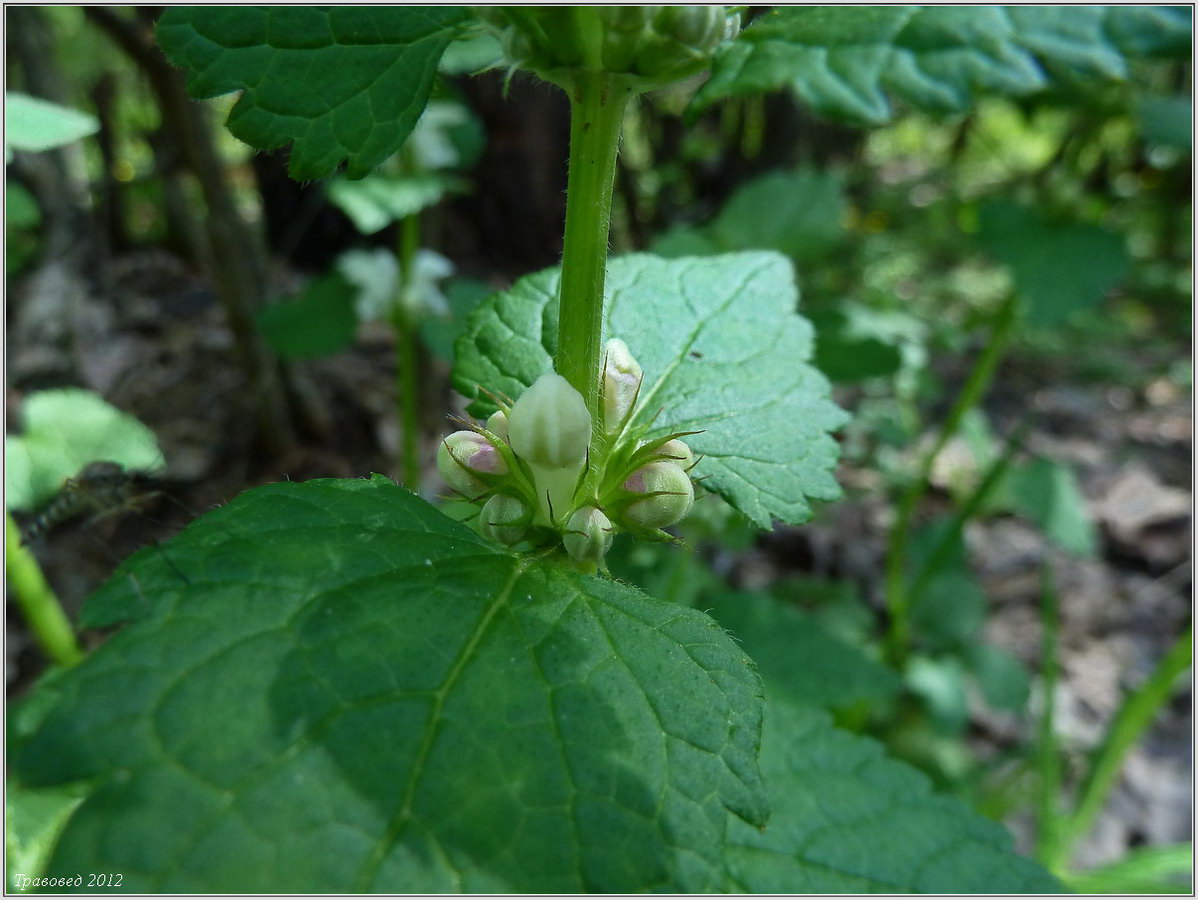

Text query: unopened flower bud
(508, 373), (591, 468)
(437, 430), (507, 496)
(602, 338), (642, 433)
(622, 461), (694, 529)
(655, 438), (695, 471)
(657, 6), (722, 48)
(480, 494), (530, 546)
(563, 506), (614, 564)
(485, 410), (509, 443)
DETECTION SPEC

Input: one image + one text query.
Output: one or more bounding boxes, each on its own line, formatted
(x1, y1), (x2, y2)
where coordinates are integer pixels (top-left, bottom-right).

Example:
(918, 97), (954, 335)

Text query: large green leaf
(724, 698), (1060, 892)
(156, 7), (474, 179)
(453, 252), (847, 528)
(694, 6), (1192, 123)
(11, 478), (767, 892)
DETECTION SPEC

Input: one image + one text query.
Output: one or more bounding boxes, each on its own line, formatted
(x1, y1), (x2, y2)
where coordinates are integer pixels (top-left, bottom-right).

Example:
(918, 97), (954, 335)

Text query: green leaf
(156, 7), (474, 179)
(13, 478), (767, 892)
(910, 570), (986, 652)
(5, 93), (98, 157)
(5, 389), (165, 513)
(453, 252), (847, 528)
(904, 655), (970, 735)
(724, 698), (1060, 892)
(418, 277), (493, 362)
(651, 226), (721, 259)
(5, 781), (86, 893)
(710, 168), (847, 263)
(6, 182), (41, 230)
(991, 457), (1098, 556)
(327, 172), (455, 235)
(979, 201), (1131, 327)
(257, 272), (358, 360)
(1135, 92), (1192, 149)
(650, 168), (847, 266)
(705, 589), (900, 711)
(695, 6), (1193, 123)
(964, 643), (1031, 712)
(811, 309), (904, 383)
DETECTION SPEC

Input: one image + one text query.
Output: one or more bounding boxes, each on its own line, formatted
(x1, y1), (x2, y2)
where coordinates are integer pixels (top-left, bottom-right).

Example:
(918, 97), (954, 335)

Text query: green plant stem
(394, 212), (422, 492)
(5, 511), (82, 667)
(906, 418), (1030, 605)
(1060, 624), (1192, 862)
(884, 292), (1019, 664)
(555, 70), (633, 423)
(1063, 842), (1193, 894)
(1034, 562), (1065, 868)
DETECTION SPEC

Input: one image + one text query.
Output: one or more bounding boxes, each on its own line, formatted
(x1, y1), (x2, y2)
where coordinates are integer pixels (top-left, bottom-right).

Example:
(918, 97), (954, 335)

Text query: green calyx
(476, 5), (740, 91)
(440, 342), (698, 565)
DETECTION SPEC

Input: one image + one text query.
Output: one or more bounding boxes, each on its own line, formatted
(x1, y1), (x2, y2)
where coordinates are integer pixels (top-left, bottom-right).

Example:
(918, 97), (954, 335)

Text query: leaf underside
(11, 478), (766, 893)
(156, 7), (473, 178)
(694, 6), (1193, 123)
(453, 252), (847, 529)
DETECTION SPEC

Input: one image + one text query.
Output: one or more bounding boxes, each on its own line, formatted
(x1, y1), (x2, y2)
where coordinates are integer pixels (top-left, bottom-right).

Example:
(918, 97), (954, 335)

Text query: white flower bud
(437, 430), (507, 496)
(655, 438), (695, 471)
(508, 373), (591, 468)
(602, 338), (642, 433)
(480, 494), (530, 546)
(621, 461), (694, 529)
(563, 506), (614, 564)
(485, 410), (509, 443)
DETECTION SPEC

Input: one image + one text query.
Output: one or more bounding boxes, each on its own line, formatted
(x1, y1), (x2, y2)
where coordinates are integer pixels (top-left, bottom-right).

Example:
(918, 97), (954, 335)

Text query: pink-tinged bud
(437, 430), (507, 496)
(601, 338), (642, 433)
(508, 372), (592, 468)
(480, 494), (530, 546)
(622, 461), (694, 529)
(563, 506), (614, 564)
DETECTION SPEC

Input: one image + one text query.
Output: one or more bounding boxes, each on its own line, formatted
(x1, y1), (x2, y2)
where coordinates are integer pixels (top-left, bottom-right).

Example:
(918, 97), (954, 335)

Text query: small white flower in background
(410, 101), (472, 171)
(336, 247), (454, 323)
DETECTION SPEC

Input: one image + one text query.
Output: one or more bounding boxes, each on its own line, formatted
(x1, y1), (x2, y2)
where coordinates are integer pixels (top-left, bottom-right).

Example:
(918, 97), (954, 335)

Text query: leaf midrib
(353, 555), (528, 891)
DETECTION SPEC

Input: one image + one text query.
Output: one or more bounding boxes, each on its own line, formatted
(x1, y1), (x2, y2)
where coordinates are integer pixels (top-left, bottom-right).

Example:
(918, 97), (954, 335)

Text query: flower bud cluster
(439, 341), (697, 568)
(475, 6), (740, 89)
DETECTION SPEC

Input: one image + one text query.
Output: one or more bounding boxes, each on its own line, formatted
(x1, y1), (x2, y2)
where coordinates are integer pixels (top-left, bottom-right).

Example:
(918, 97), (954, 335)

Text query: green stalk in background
(5, 511), (82, 667)
(394, 210), (422, 492)
(1057, 624), (1192, 870)
(884, 291), (1019, 664)
(1034, 562), (1065, 868)
(554, 69), (634, 425)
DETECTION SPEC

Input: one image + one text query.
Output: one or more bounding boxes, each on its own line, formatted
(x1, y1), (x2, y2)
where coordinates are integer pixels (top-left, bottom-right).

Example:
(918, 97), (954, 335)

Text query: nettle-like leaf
(156, 7), (474, 179)
(694, 6), (1193, 123)
(454, 252), (847, 528)
(725, 699), (1060, 893)
(11, 478), (767, 893)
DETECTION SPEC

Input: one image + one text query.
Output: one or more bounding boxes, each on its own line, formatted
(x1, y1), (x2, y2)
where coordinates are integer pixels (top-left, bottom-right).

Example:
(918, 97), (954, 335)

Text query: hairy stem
(5, 511), (82, 667)
(555, 70), (633, 423)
